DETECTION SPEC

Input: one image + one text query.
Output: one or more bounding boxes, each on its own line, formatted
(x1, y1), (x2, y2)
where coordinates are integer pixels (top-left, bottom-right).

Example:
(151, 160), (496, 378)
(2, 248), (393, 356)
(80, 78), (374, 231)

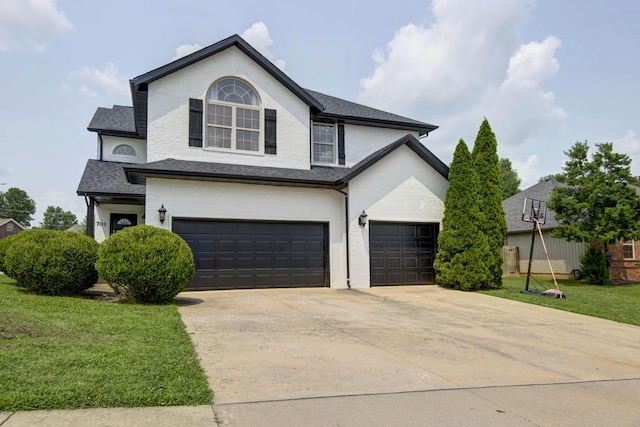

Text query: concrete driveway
(177, 286), (640, 426)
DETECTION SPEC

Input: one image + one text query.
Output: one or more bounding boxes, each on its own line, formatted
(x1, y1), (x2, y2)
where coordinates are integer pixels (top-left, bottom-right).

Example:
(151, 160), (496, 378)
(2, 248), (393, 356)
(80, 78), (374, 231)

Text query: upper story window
(623, 240), (635, 259)
(207, 78), (261, 153)
(6, 223), (13, 232)
(113, 144), (137, 157)
(312, 123), (335, 164)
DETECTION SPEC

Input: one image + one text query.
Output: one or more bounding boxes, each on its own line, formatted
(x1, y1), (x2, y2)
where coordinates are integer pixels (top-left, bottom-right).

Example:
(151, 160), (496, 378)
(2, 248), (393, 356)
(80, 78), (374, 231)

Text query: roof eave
(313, 113), (438, 136)
(123, 168), (338, 189)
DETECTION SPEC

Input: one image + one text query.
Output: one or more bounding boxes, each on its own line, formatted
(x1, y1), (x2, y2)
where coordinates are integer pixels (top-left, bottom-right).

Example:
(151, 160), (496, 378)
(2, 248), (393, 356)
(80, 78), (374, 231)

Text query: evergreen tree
(499, 157), (521, 199)
(550, 141), (640, 284)
(434, 140), (492, 290)
(471, 119), (507, 287)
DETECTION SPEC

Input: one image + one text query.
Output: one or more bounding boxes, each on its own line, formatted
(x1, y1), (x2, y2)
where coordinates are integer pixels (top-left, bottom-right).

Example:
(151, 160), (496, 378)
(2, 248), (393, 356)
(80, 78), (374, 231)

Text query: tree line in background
(0, 187), (79, 230)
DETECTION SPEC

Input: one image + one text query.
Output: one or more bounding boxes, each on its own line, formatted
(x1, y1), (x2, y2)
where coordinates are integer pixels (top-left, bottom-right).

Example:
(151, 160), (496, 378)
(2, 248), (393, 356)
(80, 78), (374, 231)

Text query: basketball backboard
(521, 198), (547, 225)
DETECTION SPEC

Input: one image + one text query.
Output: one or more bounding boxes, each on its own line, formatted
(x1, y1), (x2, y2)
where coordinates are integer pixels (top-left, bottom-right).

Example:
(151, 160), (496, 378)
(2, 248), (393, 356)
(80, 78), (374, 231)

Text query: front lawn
(0, 274), (212, 411)
(481, 277), (640, 326)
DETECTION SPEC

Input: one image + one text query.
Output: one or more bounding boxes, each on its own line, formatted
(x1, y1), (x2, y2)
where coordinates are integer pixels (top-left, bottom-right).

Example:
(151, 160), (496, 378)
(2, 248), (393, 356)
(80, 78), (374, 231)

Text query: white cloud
(172, 43), (203, 61)
(71, 62), (129, 100)
(0, 0), (72, 53)
(511, 154), (540, 187)
(613, 130), (640, 176)
(361, 0), (565, 188)
(241, 22), (287, 72)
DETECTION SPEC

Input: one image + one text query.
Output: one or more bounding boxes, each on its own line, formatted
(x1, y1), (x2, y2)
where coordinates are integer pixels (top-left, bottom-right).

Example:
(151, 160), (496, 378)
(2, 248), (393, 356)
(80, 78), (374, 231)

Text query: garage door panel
(370, 222), (438, 286)
(175, 219), (328, 290)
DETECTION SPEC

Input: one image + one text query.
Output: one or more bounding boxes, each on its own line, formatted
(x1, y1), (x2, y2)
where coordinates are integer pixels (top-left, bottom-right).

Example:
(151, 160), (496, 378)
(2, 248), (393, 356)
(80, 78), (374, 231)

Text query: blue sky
(1, 0), (639, 225)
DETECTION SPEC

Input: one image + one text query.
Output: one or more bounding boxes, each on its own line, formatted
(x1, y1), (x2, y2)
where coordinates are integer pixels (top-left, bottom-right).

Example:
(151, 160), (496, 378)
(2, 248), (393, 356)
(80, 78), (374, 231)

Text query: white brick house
(77, 35), (449, 290)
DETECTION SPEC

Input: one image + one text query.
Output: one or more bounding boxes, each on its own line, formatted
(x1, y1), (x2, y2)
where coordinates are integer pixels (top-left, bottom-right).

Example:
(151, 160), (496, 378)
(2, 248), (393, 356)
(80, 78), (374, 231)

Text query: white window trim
(205, 78), (263, 155)
(205, 100), (263, 154)
(311, 122), (337, 165)
(622, 240), (635, 260)
(112, 144), (138, 158)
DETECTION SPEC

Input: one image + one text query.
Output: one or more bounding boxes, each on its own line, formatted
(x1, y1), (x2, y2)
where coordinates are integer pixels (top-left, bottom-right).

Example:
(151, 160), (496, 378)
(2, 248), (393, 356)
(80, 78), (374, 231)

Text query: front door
(110, 213), (138, 235)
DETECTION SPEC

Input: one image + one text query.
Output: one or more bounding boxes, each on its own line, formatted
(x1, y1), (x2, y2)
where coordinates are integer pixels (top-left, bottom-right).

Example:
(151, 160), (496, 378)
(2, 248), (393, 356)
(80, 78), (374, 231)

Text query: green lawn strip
(480, 276), (640, 326)
(0, 275), (212, 411)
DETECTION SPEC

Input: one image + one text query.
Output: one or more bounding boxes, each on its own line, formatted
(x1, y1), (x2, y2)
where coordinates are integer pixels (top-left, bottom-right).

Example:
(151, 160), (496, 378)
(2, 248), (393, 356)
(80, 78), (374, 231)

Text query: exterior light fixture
(358, 210), (368, 227)
(158, 204), (167, 224)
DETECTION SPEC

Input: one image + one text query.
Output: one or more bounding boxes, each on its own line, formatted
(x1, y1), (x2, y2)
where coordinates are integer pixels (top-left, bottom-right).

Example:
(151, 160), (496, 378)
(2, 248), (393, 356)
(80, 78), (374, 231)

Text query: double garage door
(174, 219), (438, 290)
(174, 219), (328, 290)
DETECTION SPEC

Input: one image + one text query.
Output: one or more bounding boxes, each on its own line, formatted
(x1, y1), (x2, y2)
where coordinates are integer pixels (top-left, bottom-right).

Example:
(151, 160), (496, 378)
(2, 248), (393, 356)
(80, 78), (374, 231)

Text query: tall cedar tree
(471, 119), (507, 287)
(434, 140), (492, 290)
(550, 141), (640, 283)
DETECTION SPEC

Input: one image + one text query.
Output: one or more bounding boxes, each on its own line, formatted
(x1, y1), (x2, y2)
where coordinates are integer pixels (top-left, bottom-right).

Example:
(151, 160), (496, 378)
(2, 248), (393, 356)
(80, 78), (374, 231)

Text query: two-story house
(77, 35), (449, 290)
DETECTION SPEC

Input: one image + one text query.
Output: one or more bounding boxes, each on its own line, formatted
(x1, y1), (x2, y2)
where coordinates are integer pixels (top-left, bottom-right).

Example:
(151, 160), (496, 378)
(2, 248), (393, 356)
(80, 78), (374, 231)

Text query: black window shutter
(338, 124), (345, 165)
(265, 109), (277, 154)
(189, 98), (203, 147)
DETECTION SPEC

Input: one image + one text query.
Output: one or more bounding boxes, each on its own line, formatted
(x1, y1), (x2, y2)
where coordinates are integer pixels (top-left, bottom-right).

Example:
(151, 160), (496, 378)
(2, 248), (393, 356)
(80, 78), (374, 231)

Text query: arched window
(113, 144), (137, 157)
(207, 78), (261, 152)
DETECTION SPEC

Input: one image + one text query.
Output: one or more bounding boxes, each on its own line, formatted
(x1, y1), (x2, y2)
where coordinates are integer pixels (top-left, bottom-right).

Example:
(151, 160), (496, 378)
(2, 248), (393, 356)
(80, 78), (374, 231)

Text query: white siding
(146, 46), (311, 170)
(344, 125), (420, 166)
(94, 204), (145, 243)
(100, 135), (147, 164)
(145, 178), (348, 288)
(347, 145), (448, 288)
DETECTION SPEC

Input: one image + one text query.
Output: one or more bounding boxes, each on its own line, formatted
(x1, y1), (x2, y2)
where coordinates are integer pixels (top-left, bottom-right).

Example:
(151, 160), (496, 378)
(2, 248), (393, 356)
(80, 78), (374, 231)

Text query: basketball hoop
(521, 198), (547, 225)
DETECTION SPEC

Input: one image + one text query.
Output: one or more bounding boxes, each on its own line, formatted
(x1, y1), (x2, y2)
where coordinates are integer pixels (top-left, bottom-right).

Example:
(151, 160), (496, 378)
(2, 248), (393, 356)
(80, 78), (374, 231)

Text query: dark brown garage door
(369, 222), (438, 286)
(174, 219), (328, 290)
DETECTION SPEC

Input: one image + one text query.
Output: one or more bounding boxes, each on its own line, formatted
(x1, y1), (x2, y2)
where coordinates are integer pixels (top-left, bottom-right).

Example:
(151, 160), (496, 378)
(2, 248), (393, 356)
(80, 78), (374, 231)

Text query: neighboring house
(503, 177), (640, 282)
(502, 177), (588, 278)
(77, 34), (449, 291)
(0, 218), (24, 240)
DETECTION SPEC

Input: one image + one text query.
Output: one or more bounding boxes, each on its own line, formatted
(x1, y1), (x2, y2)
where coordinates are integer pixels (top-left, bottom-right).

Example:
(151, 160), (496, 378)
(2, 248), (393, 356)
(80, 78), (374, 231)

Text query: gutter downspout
(98, 132), (104, 161)
(334, 188), (351, 288)
(84, 196), (95, 238)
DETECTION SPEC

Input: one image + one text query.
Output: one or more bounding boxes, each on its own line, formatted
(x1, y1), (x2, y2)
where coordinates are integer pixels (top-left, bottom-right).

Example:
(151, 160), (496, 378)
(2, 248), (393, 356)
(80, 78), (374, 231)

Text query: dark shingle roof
(77, 159), (146, 198)
(503, 177), (562, 233)
(87, 35), (438, 138)
(87, 105), (138, 136)
(307, 89), (437, 135)
(122, 135), (448, 189)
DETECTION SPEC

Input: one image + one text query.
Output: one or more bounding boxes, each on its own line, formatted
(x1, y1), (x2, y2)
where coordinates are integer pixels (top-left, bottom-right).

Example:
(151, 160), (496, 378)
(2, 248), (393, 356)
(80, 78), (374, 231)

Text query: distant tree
(434, 139), (492, 291)
(499, 158), (521, 199)
(0, 187), (36, 227)
(472, 119), (507, 287)
(40, 206), (78, 230)
(549, 141), (640, 284)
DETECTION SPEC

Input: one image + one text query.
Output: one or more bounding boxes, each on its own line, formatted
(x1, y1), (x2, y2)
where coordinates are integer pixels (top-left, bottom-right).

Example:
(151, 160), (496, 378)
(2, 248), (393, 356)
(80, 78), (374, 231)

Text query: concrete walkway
(2, 285), (640, 426)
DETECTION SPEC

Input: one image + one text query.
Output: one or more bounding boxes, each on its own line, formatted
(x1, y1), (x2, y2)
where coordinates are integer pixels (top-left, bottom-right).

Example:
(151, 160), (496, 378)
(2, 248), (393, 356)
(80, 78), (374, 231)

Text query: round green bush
(0, 232), (27, 273)
(96, 225), (194, 304)
(4, 229), (99, 295)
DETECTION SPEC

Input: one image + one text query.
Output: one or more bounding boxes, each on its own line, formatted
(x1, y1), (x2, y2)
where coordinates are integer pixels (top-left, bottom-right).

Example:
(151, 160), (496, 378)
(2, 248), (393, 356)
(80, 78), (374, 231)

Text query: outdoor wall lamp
(358, 210), (368, 227)
(158, 204), (167, 224)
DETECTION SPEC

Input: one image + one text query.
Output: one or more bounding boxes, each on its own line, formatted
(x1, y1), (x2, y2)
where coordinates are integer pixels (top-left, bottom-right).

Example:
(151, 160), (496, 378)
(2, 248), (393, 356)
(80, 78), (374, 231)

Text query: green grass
(481, 276), (640, 326)
(0, 274), (212, 411)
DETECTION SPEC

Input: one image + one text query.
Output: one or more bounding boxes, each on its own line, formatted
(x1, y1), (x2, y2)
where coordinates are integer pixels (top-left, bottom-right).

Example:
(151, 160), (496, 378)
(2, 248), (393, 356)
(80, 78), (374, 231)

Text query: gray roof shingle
(306, 89), (437, 134)
(503, 177), (562, 233)
(77, 159), (146, 197)
(87, 105), (137, 135)
(119, 134), (447, 189)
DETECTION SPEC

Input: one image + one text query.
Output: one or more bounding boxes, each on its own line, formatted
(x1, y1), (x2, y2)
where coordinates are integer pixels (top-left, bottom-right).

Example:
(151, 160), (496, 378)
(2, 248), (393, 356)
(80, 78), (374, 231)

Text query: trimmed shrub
(4, 229), (99, 295)
(580, 247), (609, 285)
(96, 225), (194, 304)
(0, 232), (26, 273)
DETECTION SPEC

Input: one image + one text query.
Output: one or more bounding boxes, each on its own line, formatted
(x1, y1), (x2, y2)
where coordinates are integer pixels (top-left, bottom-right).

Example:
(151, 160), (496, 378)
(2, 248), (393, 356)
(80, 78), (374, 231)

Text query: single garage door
(369, 222), (438, 286)
(174, 219), (328, 290)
